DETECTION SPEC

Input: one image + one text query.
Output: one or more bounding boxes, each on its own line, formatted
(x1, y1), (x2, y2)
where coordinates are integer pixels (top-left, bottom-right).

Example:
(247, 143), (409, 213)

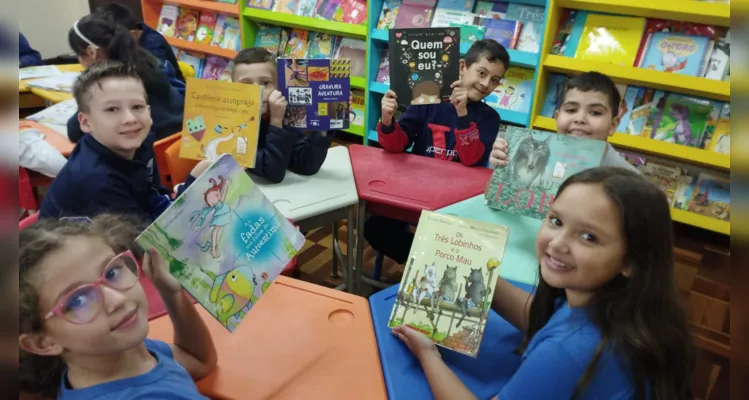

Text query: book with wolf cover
(387, 211), (510, 358)
(485, 127), (606, 220)
(276, 58), (351, 130)
(136, 155), (305, 332)
(180, 78), (263, 168)
(388, 27), (460, 109)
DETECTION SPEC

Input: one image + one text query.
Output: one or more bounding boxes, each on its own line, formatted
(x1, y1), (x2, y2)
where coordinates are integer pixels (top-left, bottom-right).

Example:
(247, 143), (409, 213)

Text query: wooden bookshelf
(165, 37), (238, 58)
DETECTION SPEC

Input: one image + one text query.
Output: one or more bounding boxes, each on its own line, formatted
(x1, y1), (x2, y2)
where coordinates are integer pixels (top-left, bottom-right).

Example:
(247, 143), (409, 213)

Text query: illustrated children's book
(176, 8), (200, 42)
(157, 4), (179, 37)
(377, 0), (402, 29)
(484, 67), (534, 113)
(135, 154), (306, 332)
(19, 65), (61, 81)
(485, 126), (607, 219)
(639, 32), (711, 76)
(315, 0), (344, 20)
(394, 0), (436, 29)
(26, 98), (78, 126)
(219, 17), (241, 51)
(387, 210), (510, 358)
(195, 12), (217, 45)
(388, 27), (460, 109)
(276, 58), (351, 130)
(201, 56), (229, 81)
(651, 94), (712, 147)
(307, 32), (339, 59)
(337, 0), (367, 24)
(504, 3), (544, 53)
(482, 18), (522, 50)
(350, 89), (366, 128)
(573, 14), (645, 66)
(283, 29), (309, 58)
(25, 72), (80, 93)
(246, 0), (273, 9)
(210, 14), (228, 47)
(180, 78), (263, 168)
(687, 173), (730, 221)
(254, 26), (285, 57)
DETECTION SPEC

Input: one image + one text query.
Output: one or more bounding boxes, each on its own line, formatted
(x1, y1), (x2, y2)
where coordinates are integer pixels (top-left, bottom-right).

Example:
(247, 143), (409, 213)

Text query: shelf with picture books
(141, 0), (242, 79)
(240, 1), (369, 137)
(364, 0), (550, 145)
(529, 1), (731, 235)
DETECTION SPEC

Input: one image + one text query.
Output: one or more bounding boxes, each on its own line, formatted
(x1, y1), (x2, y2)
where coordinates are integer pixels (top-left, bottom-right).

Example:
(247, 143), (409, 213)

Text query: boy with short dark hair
(489, 71), (638, 172)
(367, 39), (510, 264)
(231, 47), (330, 183)
(40, 61), (207, 221)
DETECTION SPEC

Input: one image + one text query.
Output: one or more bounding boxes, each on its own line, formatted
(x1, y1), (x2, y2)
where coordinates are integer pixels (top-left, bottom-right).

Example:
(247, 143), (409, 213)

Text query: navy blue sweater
(67, 64), (184, 143)
(19, 33), (43, 68)
(138, 23), (184, 83)
(377, 101), (500, 167)
(39, 133), (179, 222)
(249, 120), (331, 183)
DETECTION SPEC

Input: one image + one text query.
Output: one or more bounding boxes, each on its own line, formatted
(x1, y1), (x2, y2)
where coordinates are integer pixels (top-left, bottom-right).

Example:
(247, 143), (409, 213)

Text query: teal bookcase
(364, 0), (550, 145)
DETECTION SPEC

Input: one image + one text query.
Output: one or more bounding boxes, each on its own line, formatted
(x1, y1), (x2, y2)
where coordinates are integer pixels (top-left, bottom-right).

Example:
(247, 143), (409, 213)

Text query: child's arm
(142, 249), (218, 380)
(491, 278), (534, 333)
(497, 341), (582, 399)
(287, 130), (330, 176)
(377, 90), (424, 152)
(453, 109), (501, 167)
(247, 125), (297, 183)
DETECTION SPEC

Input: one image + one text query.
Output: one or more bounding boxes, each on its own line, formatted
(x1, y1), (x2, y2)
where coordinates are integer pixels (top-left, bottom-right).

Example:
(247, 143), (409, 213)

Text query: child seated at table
(19, 214), (217, 399)
(394, 167), (694, 400)
(19, 32), (44, 68)
(39, 61), (208, 222)
(489, 71), (637, 172)
(231, 47), (331, 183)
(366, 39), (509, 264)
(66, 13), (184, 143)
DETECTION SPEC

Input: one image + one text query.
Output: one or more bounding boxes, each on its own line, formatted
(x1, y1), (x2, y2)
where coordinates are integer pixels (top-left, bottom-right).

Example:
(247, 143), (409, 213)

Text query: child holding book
(66, 13), (185, 143)
(19, 214), (217, 399)
(395, 167), (694, 399)
(489, 72), (637, 173)
(231, 47), (331, 184)
(367, 39), (510, 264)
(39, 61), (208, 222)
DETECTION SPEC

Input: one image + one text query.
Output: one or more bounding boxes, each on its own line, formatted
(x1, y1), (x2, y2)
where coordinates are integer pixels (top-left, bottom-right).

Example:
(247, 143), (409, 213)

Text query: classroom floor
(296, 134), (732, 400)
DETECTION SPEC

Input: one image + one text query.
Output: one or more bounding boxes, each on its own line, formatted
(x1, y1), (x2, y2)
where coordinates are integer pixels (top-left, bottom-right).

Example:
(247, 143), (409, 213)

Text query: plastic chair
(18, 168), (37, 213)
(177, 61), (195, 80)
(164, 140), (199, 188)
(153, 133), (182, 191)
(19, 212), (39, 230)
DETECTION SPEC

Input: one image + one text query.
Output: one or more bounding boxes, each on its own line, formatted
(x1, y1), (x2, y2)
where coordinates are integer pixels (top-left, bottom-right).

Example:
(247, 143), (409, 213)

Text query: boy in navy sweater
(366, 39), (510, 264)
(40, 61), (207, 222)
(231, 48), (330, 183)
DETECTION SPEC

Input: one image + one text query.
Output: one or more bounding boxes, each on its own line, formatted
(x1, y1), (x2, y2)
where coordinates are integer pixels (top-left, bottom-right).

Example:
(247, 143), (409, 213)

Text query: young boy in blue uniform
(40, 61), (207, 222)
(19, 32), (44, 67)
(489, 71), (638, 173)
(231, 48), (331, 183)
(366, 39), (510, 264)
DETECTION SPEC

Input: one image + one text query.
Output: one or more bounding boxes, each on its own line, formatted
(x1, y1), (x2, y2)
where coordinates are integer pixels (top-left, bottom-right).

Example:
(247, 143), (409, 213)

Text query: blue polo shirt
(498, 302), (636, 399)
(58, 339), (207, 399)
(39, 133), (172, 222)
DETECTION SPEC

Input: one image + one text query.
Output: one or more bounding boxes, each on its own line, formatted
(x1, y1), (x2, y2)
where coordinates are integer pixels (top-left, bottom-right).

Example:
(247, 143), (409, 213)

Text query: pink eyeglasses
(45, 250), (141, 324)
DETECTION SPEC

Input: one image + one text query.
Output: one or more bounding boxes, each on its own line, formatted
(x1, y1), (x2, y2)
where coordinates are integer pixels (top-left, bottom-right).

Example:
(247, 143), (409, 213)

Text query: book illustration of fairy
(135, 155), (306, 332)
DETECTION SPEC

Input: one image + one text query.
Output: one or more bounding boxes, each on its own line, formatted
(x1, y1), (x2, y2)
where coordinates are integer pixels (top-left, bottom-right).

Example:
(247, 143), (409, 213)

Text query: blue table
(436, 195), (542, 286)
(370, 280), (534, 400)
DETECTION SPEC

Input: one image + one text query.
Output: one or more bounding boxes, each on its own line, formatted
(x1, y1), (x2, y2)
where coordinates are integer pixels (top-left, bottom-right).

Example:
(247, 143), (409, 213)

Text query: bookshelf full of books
(530, 0), (731, 235)
(141, 0), (242, 80)
(240, 0), (369, 138)
(365, 0), (550, 144)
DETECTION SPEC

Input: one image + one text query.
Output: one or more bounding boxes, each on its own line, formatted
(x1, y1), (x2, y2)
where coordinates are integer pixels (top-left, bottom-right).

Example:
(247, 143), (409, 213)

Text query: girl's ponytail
(106, 24), (159, 85)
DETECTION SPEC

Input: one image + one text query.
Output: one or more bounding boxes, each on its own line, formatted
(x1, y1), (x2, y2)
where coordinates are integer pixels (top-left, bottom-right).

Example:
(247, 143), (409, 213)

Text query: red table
(348, 144), (492, 291)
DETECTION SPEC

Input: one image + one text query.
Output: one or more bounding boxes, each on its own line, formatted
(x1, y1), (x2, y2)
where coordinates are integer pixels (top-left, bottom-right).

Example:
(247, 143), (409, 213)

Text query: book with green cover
(387, 211), (510, 358)
(485, 127), (606, 219)
(135, 154), (305, 332)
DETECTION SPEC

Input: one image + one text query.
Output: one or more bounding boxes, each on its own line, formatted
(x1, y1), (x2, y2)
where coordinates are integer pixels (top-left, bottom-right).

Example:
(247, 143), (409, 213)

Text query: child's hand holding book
(449, 80), (468, 117)
(142, 248), (182, 295)
(489, 138), (509, 168)
(381, 90), (398, 127)
(268, 90), (288, 128)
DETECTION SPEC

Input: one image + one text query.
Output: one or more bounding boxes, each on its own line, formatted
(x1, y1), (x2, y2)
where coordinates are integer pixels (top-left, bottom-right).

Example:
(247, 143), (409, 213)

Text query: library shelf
(165, 37), (238, 59)
(554, 0), (730, 27)
(242, 8), (367, 39)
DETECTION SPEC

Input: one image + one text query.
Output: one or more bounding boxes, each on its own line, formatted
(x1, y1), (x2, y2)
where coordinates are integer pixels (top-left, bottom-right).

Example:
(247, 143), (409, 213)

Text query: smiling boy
(40, 61), (206, 221)
(367, 39), (509, 265)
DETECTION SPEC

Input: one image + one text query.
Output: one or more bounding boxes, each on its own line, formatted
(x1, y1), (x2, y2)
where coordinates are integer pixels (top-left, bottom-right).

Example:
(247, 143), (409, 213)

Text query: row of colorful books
(620, 152), (730, 222)
(254, 25), (367, 77)
(246, 0), (367, 24)
(551, 12), (730, 81)
(172, 47), (233, 81)
(377, 0), (544, 53)
(541, 74), (730, 153)
(157, 4), (241, 51)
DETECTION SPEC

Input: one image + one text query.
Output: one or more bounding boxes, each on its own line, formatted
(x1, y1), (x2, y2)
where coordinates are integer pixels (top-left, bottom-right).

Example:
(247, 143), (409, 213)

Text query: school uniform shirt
(58, 339), (207, 399)
(39, 133), (173, 222)
(66, 64), (185, 143)
(138, 23), (185, 83)
(602, 143), (640, 173)
(248, 119), (331, 184)
(498, 301), (635, 399)
(376, 101), (500, 167)
(19, 33), (44, 67)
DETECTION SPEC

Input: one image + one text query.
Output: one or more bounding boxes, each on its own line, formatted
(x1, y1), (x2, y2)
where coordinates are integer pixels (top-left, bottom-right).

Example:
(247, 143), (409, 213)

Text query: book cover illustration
(436, 0), (474, 11)
(484, 67), (534, 113)
(350, 89), (365, 128)
(246, 0), (273, 9)
(220, 17), (241, 51)
(388, 27), (460, 107)
(19, 65), (61, 81)
(704, 30), (729, 80)
(651, 95), (712, 147)
(449, 23), (485, 46)
(640, 32), (710, 76)
(377, 0), (402, 29)
(195, 12), (217, 45)
(254, 26), (284, 56)
(483, 19), (522, 50)
(157, 4), (179, 37)
(201, 56), (229, 81)
(181, 78), (263, 168)
(633, 19), (721, 68)
(135, 155), (306, 332)
(638, 161), (683, 207)
(540, 74), (568, 117)
(394, 0), (436, 29)
(338, 0), (367, 24)
(387, 210), (509, 358)
(504, 4), (545, 53)
(334, 38), (367, 76)
(26, 98), (78, 126)
(178, 51), (206, 79)
(485, 127), (606, 219)
(474, 0), (508, 19)
(273, 0), (299, 14)
(315, 0), (344, 20)
(687, 173), (730, 221)
(176, 8), (200, 42)
(672, 174), (697, 210)
(698, 101), (723, 149)
(430, 9), (473, 28)
(307, 32), (338, 59)
(375, 50), (390, 84)
(25, 72), (80, 93)
(210, 15), (228, 47)
(277, 58), (351, 130)
(574, 14), (645, 66)
(283, 29), (309, 58)
(296, 0), (318, 16)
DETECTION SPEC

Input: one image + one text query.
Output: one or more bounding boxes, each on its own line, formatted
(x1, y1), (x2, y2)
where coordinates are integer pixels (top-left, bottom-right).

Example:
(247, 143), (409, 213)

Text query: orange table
(19, 64), (84, 106)
(148, 276), (387, 400)
(20, 120), (74, 157)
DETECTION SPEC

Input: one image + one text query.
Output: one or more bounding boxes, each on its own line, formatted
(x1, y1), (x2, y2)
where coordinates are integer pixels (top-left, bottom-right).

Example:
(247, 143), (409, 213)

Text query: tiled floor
(294, 134), (731, 399)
